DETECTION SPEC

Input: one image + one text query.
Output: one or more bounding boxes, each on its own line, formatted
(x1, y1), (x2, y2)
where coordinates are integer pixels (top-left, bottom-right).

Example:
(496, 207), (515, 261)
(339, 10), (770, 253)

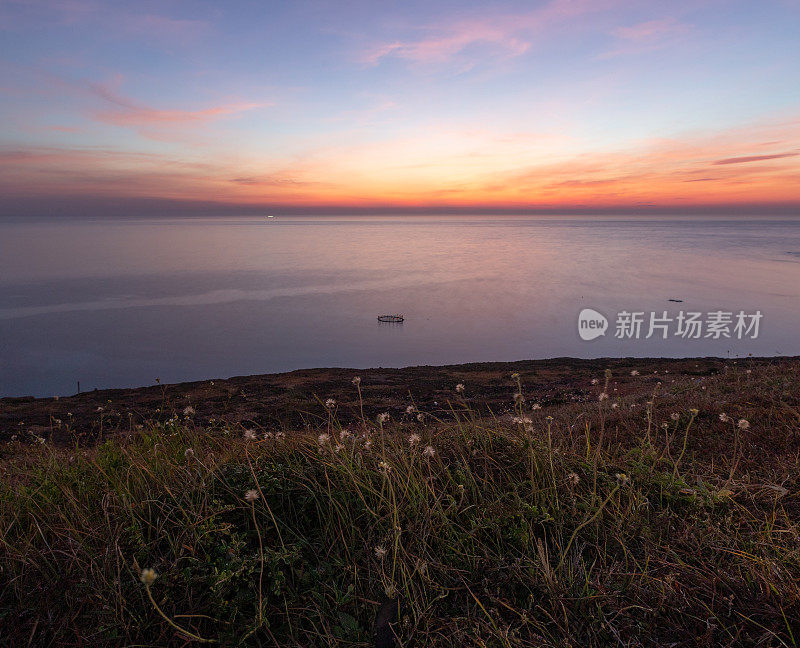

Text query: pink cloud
(360, 0), (617, 66)
(88, 82), (267, 129)
(600, 17), (691, 58)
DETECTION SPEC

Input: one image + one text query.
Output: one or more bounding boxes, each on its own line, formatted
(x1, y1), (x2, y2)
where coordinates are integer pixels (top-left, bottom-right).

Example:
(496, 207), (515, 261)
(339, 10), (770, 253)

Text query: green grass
(1, 365), (799, 646)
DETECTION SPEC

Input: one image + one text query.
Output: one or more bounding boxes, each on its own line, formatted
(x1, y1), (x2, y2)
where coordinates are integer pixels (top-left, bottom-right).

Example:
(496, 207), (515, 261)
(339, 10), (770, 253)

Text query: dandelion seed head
(670, 412), (680, 421)
(455, 383), (466, 394)
(630, 370), (640, 376)
(374, 545), (387, 559)
(140, 568), (157, 586)
(317, 433), (331, 445)
(378, 412), (390, 423)
(417, 412), (424, 422)
(423, 445), (436, 458)
(352, 376), (361, 385)
(737, 418), (750, 430)
(406, 405), (416, 414)
(408, 433), (421, 446)
(598, 392), (608, 401)
(183, 406), (195, 416)
(325, 398), (336, 409)
(243, 429), (257, 441)
(567, 472), (580, 487)
(591, 378), (599, 385)
(244, 489), (259, 502)
(719, 413), (731, 422)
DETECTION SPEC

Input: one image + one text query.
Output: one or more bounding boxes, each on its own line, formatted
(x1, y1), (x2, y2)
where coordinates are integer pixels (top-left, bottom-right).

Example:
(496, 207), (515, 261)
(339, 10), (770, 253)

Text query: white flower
(630, 370), (640, 376)
(317, 433), (331, 445)
(374, 545), (387, 559)
(352, 376), (361, 385)
(408, 434), (421, 446)
(611, 403), (619, 409)
(423, 445), (436, 458)
(532, 403), (541, 410)
(263, 431), (274, 440)
(567, 472), (580, 486)
(340, 429), (352, 440)
(183, 405), (195, 416)
(591, 378), (599, 385)
(140, 568), (157, 586)
(243, 429), (257, 441)
(737, 419), (750, 430)
(275, 431), (285, 441)
(406, 405), (416, 414)
(455, 383), (465, 394)
(244, 489), (259, 502)
(719, 413), (731, 423)
(378, 412), (390, 424)
(184, 448), (194, 459)
(325, 398), (336, 409)
(598, 392), (608, 401)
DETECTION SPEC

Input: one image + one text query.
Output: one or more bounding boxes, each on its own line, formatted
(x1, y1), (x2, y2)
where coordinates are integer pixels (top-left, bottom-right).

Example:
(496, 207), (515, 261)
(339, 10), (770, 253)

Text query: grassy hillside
(1, 362), (799, 646)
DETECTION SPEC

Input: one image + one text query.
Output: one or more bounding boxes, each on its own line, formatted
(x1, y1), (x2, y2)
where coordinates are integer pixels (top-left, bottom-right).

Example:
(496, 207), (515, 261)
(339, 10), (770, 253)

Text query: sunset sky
(1, 0), (799, 215)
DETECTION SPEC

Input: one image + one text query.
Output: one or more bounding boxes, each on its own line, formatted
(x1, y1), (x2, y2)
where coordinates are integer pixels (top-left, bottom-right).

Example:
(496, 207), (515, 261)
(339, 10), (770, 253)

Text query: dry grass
(1, 363), (799, 646)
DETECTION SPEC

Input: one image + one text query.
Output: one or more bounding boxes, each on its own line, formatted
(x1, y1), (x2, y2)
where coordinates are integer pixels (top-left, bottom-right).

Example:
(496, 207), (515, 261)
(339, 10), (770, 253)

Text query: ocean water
(1, 215), (799, 396)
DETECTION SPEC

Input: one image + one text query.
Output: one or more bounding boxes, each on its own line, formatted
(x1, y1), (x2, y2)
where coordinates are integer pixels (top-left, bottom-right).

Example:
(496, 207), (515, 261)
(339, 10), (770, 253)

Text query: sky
(1, 0), (799, 215)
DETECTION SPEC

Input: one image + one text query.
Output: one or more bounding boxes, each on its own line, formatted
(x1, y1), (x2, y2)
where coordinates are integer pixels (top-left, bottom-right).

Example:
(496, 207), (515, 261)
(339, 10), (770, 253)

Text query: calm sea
(1, 215), (799, 396)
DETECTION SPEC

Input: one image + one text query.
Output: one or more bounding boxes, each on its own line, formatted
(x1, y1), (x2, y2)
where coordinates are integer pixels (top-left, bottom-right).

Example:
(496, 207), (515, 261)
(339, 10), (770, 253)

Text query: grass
(1, 363), (799, 646)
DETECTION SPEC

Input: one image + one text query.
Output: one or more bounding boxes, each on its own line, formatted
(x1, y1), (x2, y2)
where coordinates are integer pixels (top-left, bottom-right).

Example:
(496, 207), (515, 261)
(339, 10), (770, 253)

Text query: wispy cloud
(600, 17), (691, 58)
(84, 80), (269, 141)
(360, 0), (615, 66)
(713, 152), (798, 165)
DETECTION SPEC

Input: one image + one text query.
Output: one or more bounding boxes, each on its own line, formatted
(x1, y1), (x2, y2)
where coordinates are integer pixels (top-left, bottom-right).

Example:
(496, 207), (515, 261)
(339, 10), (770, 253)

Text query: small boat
(266, 215), (275, 219)
(377, 314), (404, 322)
